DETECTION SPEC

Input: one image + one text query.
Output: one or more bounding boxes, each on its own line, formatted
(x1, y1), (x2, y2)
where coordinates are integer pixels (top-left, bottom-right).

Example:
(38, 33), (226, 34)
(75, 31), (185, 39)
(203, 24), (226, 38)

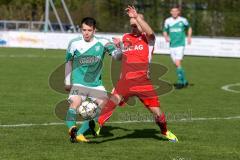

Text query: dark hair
(81, 17), (96, 28)
(171, 4), (181, 10)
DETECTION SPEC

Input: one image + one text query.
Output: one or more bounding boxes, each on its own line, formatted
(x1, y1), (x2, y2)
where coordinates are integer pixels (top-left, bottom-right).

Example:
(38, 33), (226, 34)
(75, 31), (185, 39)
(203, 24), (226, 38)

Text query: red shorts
(113, 76), (160, 108)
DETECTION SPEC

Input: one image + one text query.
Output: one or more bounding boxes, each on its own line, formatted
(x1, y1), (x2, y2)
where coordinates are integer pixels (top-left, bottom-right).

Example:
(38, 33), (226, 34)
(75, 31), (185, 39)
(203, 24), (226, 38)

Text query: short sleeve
(183, 18), (190, 28)
(163, 19), (169, 32)
(65, 42), (74, 62)
(98, 37), (117, 55)
(104, 42), (117, 55)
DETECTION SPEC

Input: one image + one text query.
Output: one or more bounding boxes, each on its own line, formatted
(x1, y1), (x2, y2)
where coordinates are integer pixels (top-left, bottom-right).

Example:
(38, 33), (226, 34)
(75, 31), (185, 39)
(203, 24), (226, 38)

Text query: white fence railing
(0, 31), (240, 58)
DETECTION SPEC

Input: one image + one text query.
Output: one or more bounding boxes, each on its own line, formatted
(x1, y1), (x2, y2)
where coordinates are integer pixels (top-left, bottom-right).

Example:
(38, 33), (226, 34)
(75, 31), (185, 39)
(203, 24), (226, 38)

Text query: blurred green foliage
(0, 0), (239, 37)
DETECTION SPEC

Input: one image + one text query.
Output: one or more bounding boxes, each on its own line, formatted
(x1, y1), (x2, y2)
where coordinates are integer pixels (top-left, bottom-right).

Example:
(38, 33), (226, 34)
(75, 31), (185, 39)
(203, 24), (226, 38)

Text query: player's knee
(148, 106), (161, 116)
(95, 97), (107, 109)
(68, 96), (82, 109)
(110, 94), (122, 105)
(175, 60), (181, 67)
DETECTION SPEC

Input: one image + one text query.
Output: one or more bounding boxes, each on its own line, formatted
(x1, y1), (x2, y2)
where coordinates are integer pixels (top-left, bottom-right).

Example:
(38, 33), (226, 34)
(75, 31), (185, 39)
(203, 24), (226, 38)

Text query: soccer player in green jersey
(64, 17), (120, 142)
(163, 5), (192, 89)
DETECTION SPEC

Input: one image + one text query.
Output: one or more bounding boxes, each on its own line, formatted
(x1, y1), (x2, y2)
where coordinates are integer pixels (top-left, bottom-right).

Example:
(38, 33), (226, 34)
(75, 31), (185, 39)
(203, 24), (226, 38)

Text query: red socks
(155, 112), (167, 135)
(98, 100), (117, 126)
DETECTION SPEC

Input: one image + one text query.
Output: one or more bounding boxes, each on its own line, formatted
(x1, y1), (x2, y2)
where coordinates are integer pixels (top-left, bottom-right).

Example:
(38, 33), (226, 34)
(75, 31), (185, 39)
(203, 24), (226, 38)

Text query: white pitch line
(221, 83), (240, 93)
(1, 116), (240, 128)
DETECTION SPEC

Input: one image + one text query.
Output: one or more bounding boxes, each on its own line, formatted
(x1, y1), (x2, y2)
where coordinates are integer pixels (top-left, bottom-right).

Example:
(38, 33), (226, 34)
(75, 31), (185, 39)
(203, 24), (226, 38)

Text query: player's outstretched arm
(111, 38), (123, 61)
(105, 40), (123, 61)
(126, 6), (155, 41)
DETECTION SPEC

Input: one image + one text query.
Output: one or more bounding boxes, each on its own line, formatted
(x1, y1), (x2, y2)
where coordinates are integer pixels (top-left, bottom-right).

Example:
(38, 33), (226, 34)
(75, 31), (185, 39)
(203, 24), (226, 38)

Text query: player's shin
(98, 99), (117, 126)
(155, 112), (167, 135)
(66, 108), (77, 129)
(180, 67), (188, 84)
(77, 120), (89, 135)
(176, 66), (187, 84)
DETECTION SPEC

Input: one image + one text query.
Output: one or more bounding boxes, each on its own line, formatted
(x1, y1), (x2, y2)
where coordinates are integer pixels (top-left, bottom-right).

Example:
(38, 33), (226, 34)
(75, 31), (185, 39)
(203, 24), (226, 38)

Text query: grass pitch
(0, 48), (239, 160)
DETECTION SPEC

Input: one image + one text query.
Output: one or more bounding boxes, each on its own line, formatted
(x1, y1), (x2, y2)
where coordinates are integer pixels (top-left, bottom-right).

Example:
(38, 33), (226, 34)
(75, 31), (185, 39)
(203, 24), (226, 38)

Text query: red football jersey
(120, 33), (155, 80)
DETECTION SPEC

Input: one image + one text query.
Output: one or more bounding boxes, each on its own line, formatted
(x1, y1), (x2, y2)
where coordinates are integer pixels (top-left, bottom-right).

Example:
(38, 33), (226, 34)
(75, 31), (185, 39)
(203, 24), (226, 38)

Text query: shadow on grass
(88, 126), (167, 144)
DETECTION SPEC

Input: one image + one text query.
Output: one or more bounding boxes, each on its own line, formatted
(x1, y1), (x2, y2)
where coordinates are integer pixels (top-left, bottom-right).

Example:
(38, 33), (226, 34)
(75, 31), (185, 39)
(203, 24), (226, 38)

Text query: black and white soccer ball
(78, 100), (99, 120)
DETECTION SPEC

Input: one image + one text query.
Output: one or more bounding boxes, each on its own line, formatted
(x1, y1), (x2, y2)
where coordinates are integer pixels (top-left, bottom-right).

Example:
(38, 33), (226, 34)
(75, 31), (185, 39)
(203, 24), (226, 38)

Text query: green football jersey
(66, 36), (116, 87)
(164, 16), (190, 48)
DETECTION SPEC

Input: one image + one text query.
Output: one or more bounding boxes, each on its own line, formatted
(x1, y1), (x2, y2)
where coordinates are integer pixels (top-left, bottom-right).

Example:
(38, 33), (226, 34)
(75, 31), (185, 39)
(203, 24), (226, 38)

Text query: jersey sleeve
(104, 42), (117, 55)
(163, 19), (169, 33)
(105, 40), (123, 60)
(145, 33), (155, 47)
(65, 41), (74, 62)
(100, 38), (117, 55)
(183, 18), (190, 29)
(98, 37), (122, 60)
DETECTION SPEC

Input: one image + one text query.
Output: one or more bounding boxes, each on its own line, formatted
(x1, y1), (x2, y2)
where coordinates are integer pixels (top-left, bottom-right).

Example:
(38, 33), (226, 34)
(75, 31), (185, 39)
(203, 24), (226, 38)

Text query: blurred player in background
(65, 17), (120, 143)
(89, 6), (178, 142)
(163, 5), (192, 89)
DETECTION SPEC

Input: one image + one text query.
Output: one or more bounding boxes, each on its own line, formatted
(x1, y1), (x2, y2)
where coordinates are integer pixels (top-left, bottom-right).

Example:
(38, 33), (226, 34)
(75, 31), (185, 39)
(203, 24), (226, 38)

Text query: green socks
(66, 108), (77, 129)
(176, 67), (187, 84)
(77, 116), (99, 135)
(66, 109), (99, 135)
(77, 120), (89, 135)
(66, 109), (90, 135)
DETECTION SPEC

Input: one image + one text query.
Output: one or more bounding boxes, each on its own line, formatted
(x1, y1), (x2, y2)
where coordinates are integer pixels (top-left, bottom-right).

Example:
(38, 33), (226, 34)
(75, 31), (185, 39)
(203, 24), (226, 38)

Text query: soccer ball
(78, 100), (99, 120)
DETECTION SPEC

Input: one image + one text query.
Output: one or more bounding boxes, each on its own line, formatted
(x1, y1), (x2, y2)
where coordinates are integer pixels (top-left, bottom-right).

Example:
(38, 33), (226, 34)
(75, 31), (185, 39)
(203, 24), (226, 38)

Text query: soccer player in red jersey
(90, 6), (178, 142)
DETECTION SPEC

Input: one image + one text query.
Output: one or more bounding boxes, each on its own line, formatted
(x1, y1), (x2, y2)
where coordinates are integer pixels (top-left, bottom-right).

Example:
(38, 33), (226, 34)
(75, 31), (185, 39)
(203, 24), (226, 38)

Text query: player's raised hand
(125, 5), (138, 18)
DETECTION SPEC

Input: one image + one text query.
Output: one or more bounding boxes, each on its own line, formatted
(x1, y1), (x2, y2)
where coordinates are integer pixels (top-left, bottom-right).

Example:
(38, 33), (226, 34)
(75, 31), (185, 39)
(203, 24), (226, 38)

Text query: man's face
(170, 8), (180, 19)
(130, 18), (142, 35)
(81, 23), (95, 42)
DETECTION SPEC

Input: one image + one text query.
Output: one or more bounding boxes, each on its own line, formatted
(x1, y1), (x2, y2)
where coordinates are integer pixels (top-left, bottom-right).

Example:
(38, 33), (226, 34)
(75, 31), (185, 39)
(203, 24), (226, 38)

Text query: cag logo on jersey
(123, 44), (144, 52)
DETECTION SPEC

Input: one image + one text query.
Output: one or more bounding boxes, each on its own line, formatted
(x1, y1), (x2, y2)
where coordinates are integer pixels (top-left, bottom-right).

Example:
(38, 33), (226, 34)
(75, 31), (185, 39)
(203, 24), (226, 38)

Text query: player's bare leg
(175, 59), (181, 68)
(99, 94), (122, 126)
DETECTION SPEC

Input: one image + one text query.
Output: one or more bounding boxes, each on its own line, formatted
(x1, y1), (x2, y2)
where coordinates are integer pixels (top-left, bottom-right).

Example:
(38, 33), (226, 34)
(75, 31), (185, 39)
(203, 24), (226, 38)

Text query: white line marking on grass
(221, 83), (240, 93)
(1, 116), (240, 128)
(183, 116), (240, 121)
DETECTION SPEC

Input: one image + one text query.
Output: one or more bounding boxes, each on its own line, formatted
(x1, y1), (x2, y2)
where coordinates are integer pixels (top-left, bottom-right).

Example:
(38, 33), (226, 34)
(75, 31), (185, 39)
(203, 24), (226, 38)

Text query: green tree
(0, 0), (239, 37)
